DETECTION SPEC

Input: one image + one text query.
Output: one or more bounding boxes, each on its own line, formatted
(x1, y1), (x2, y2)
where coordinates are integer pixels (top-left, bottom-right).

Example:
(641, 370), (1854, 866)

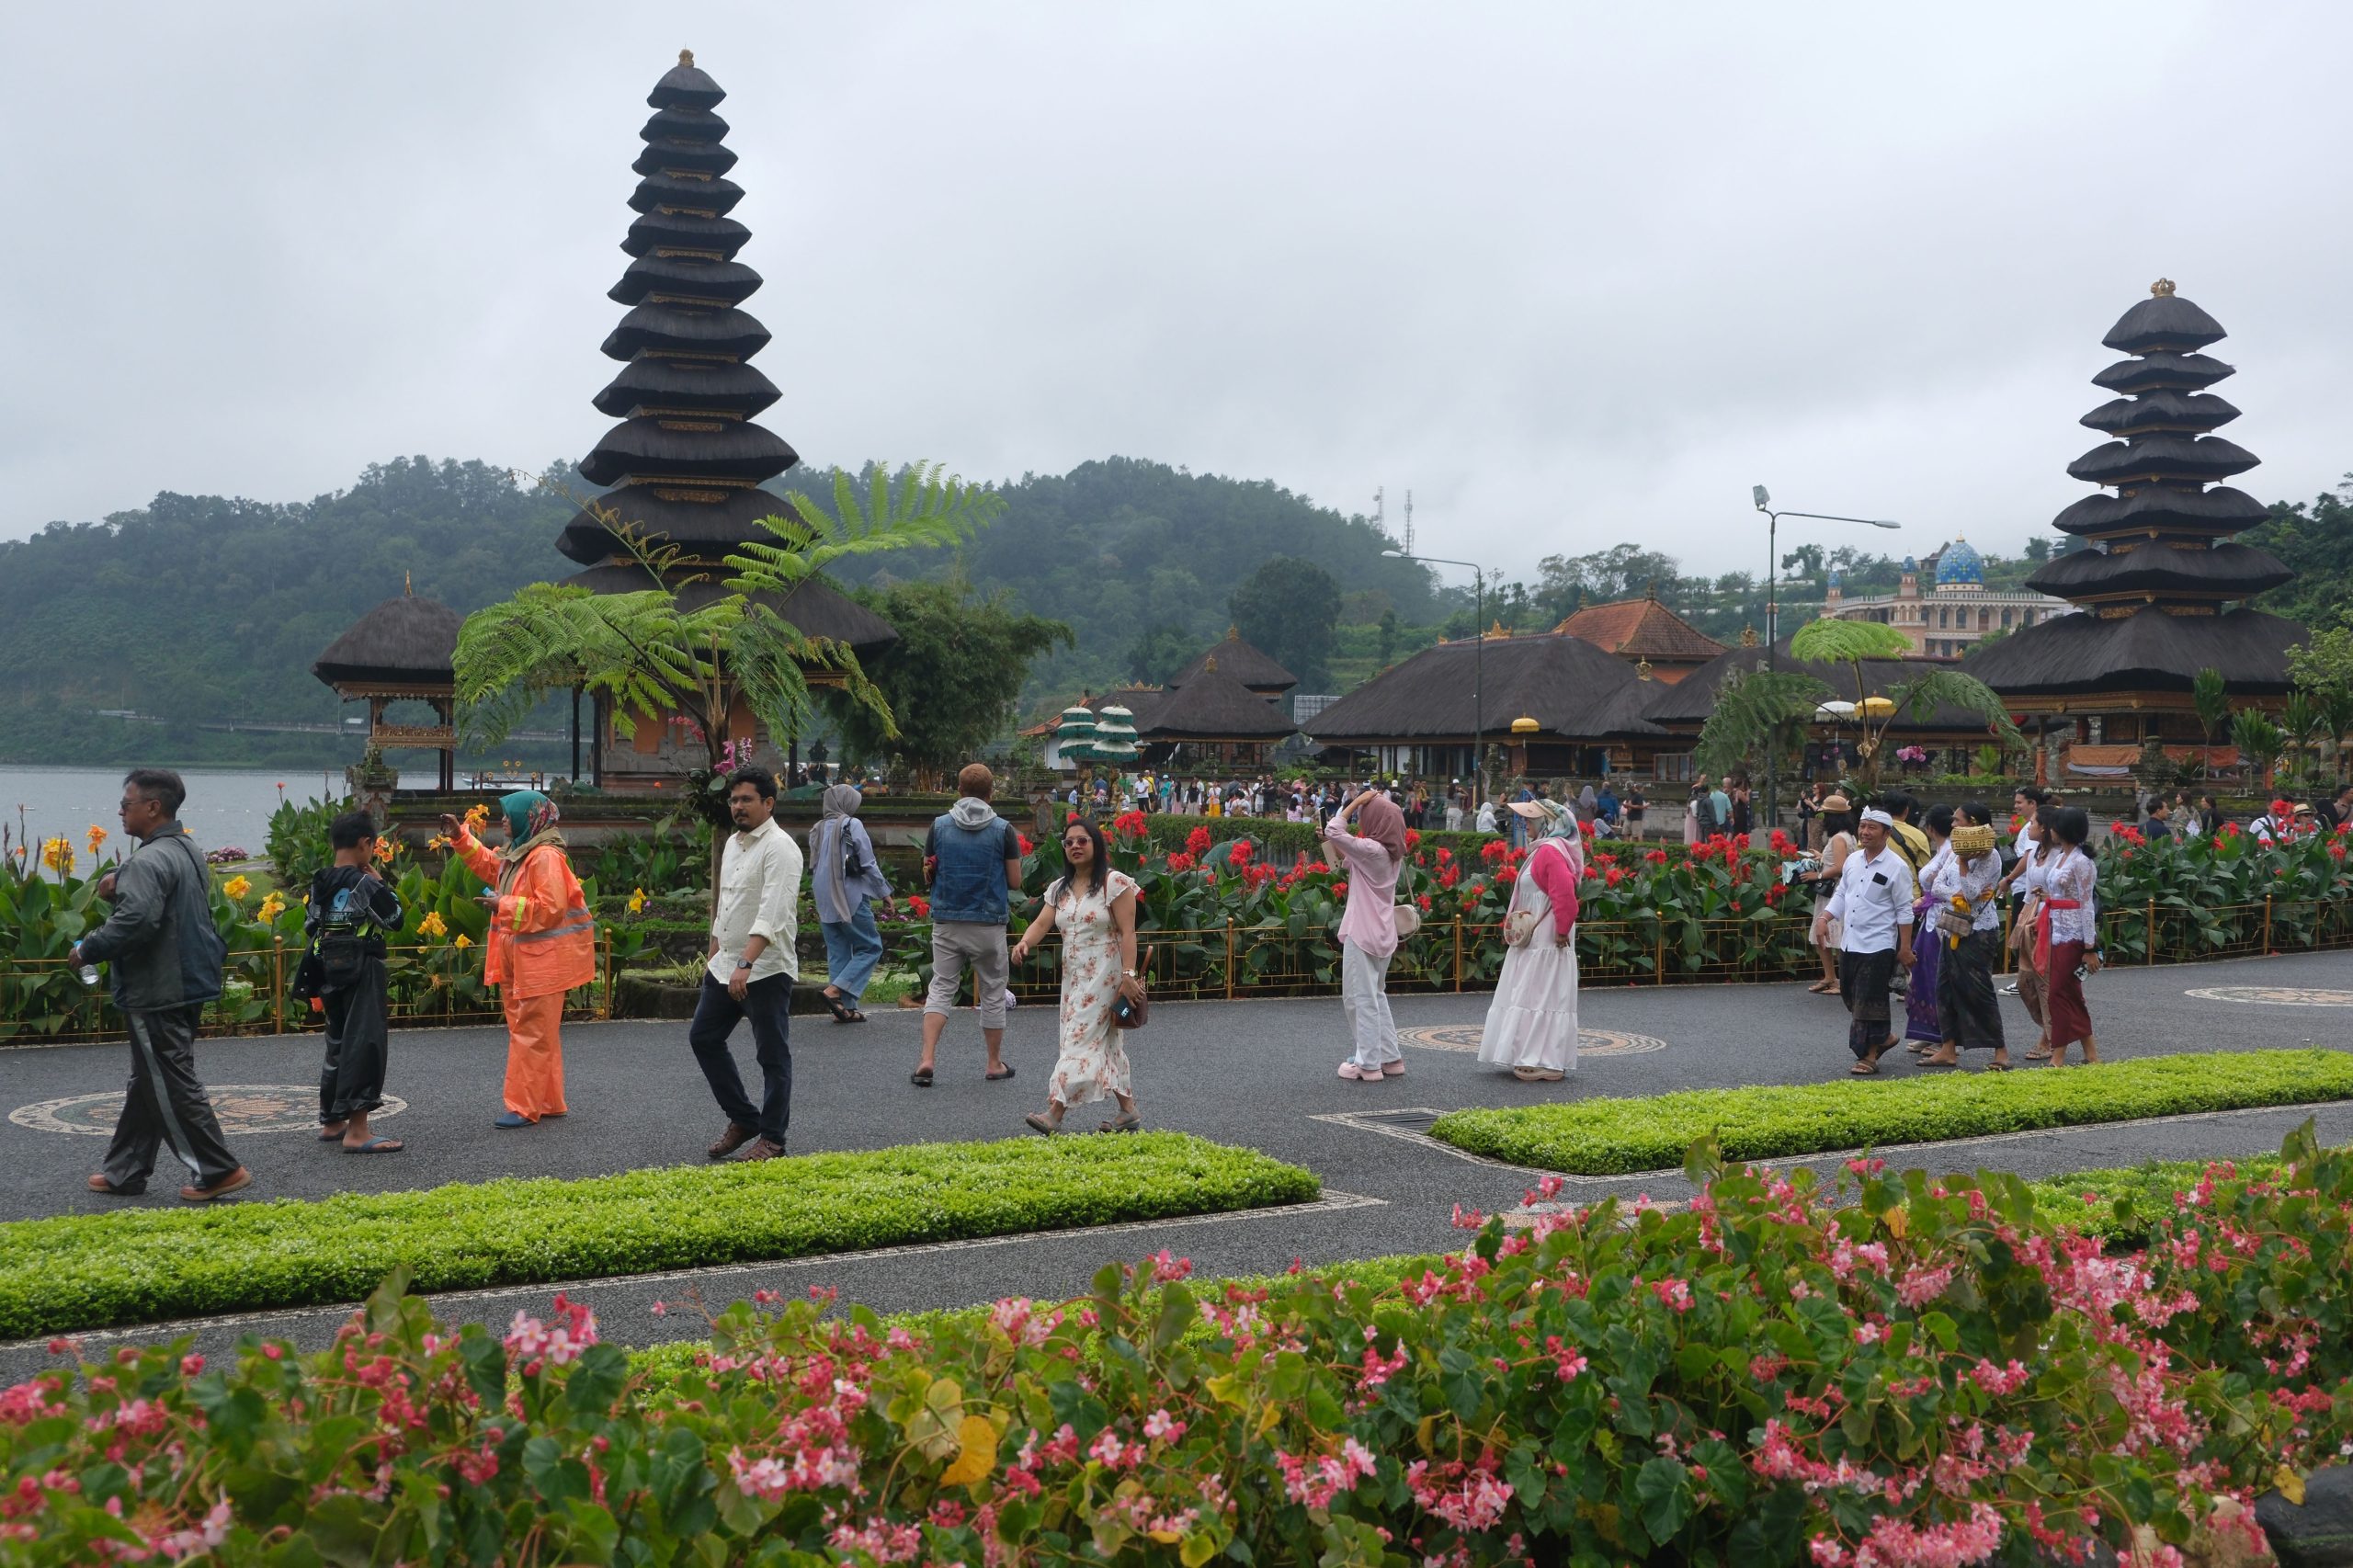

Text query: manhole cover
(1397, 1024), (1666, 1057)
(11, 1085), (409, 1137)
(2182, 987), (2353, 1008)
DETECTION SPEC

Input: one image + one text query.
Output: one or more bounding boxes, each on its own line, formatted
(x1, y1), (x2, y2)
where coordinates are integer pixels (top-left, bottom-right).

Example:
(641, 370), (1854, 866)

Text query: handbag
(1392, 902), (1423, 938)
(1111, 945), (1154, 1030)
(1502, 907), (1540, 948)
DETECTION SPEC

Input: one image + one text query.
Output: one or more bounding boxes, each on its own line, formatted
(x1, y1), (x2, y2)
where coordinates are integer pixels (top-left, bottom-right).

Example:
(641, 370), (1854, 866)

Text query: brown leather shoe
(735, 1137), (787, 1162)
(179, 1167), (253, 1203)
(707, 1123), (758, 1160)
(87, 1173), (145, 1197)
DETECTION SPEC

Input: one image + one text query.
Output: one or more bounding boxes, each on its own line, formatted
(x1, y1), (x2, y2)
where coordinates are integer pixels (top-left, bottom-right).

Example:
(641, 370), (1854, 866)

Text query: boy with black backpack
(309, 811), (405, 1153)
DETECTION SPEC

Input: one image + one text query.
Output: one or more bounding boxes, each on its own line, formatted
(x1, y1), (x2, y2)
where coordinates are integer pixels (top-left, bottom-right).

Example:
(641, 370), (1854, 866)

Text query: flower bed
(0, 1133), (1316, 1340)
(1428, 1048), (2353, 1175)
(6, 1129), (2346, 1564)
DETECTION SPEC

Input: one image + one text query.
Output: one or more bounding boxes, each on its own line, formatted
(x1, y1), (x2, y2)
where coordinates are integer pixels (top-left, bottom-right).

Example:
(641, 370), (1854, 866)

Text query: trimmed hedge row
(1428, 1048), (2353, 1174)
(0, 1133), (1318, 1339)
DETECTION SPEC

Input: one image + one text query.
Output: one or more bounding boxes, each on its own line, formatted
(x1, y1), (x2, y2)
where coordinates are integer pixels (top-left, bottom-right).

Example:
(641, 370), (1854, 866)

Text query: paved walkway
(3, 948), (2347, 1376)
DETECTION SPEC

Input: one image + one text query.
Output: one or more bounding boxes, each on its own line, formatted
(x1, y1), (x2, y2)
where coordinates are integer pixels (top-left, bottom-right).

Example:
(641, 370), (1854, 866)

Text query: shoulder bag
(1111, 944), (1154, 1030)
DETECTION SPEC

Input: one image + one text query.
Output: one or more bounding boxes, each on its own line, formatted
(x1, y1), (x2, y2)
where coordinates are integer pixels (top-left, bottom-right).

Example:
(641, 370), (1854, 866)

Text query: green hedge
(0, 1132), (1317, 1339)
(1428, 1048), (2353, 1174)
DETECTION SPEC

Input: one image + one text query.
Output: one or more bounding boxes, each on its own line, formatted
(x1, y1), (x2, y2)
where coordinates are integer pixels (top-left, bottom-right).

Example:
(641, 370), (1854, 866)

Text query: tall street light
(1750, 485), (1900, 833)
(1384, 548), (1492, 802)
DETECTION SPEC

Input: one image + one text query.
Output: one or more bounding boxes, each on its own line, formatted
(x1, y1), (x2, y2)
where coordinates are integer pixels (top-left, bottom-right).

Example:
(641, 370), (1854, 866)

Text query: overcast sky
(6, 3), (2349, 583)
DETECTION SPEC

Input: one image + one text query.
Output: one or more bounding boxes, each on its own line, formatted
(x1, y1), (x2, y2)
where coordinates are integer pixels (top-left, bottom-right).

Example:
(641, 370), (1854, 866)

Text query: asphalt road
(3, 947), (2347, 1377)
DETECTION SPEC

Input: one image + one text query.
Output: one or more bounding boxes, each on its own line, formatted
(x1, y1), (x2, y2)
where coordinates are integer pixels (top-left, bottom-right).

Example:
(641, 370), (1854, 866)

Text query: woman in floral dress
(1013, 818), (1144, 1133)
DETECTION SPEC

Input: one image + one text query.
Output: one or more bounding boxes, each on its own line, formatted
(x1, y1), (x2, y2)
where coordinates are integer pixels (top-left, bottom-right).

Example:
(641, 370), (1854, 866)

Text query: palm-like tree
(2279, 692), (2320, 787)
(2230, 709), (2284, 790)
(2191, 667), (2230, 746)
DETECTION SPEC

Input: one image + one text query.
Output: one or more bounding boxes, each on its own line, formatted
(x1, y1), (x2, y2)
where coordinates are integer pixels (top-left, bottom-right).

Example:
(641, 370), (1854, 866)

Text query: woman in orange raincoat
(440, 791), (596, 1128)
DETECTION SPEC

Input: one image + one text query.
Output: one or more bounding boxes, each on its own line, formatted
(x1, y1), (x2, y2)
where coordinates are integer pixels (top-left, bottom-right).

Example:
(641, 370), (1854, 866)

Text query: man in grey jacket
(70, 768), (250, 1201)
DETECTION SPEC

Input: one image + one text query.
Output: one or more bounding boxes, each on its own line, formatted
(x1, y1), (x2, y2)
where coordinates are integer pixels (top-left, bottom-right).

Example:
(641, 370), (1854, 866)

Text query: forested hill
(0, 455), (1437, 763)
(804, 458), (1445, 699)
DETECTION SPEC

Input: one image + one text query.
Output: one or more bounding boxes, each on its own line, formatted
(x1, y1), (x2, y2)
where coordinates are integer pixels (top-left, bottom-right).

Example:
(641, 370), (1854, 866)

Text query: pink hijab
(1352, 791), (1408, 867)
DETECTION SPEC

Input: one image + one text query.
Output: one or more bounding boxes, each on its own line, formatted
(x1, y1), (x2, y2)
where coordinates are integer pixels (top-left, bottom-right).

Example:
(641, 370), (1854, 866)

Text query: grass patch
(0, 1133), (1317, 1340)
(1427, 1049), (2353, 1175)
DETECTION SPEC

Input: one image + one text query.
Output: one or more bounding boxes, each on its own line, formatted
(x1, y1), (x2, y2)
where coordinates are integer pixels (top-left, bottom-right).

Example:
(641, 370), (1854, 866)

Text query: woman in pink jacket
(1324, 788), (1407, 1081)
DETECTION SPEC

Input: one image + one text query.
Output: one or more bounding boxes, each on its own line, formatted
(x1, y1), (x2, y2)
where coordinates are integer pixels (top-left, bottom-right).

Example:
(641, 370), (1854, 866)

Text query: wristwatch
(735, 960), (755, 971)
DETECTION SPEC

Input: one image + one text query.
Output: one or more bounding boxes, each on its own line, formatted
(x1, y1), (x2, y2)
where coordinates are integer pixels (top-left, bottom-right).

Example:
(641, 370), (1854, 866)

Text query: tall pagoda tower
(555, 51), (892, 786)
(1969, 280), (2300, 749)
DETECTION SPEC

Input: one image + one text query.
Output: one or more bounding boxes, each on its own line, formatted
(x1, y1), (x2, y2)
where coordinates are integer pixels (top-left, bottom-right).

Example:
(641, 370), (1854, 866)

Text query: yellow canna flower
(627, 886), (647, 915)
(417, 911), (449, 939)
(463, 803), (491, 828)
(222, 875), (252, 900)
(256, 892), (288, 924)
(453, 933), (473, 949)
(85, 824), (107, 856)
(373, 837), (397, 864)
(40, 837), (74, 875)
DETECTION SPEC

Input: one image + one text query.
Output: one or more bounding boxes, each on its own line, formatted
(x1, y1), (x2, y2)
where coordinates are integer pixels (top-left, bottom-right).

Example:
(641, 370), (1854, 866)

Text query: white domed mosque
(1817, 537), (2075, 659)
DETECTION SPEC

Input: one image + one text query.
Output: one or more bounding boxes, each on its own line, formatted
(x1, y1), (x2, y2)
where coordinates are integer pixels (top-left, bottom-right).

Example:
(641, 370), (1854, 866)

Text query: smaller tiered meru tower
(1968, 279), (2301, 746)
(556, 51), (893, 787)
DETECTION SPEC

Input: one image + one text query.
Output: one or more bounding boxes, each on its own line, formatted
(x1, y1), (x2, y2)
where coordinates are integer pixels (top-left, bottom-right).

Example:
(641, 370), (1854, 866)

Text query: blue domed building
(1819, 535), (2074, 659)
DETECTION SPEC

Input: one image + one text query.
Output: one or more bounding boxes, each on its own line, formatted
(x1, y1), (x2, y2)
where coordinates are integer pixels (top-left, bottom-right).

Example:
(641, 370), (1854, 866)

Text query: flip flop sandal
(986, 1064), (1017, 1082)
(1848, 1060), (1881, 1075)
(1984, 1061), (2015, 1072)
(1101, 1114), (1142, 1133)
(823, 994), (854, 1023)
(318, 1126), (347, 1142)
(910, 1067), (934, 1087)
(343, 1137), (404, 1154)
(1023, 1112), (1060, 1136)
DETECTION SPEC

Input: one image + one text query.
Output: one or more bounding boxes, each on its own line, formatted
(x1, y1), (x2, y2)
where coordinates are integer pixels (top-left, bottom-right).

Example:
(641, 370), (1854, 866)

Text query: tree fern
(724, 462), (1005, 590)
(1696, 668), (1830, 777)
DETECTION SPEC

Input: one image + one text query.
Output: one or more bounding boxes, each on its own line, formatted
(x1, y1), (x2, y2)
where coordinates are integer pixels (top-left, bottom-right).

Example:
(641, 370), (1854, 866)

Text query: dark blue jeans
(688, 972), (792, 1145)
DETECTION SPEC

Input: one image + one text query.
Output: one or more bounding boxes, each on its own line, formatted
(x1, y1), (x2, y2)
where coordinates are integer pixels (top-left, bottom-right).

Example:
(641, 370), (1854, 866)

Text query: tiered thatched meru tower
(1970, 280), (2301, 746)
(558, 50), (797, 572)
(555, 51), (892, 786)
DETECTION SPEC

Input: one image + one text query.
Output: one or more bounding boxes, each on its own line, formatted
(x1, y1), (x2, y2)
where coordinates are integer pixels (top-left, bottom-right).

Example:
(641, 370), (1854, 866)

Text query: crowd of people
(59, 758), (2347, 1202)
(1030, 771), (1660, 841)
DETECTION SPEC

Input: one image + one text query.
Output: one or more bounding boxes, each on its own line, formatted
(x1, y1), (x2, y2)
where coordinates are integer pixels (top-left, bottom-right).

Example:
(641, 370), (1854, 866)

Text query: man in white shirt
(1823, 807), (1915, 1075)
(692, 767), (804, 1161)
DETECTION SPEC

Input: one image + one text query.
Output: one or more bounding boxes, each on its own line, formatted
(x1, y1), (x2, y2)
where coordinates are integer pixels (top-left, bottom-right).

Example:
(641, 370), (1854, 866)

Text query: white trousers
(1342, 942), (1400, 1068)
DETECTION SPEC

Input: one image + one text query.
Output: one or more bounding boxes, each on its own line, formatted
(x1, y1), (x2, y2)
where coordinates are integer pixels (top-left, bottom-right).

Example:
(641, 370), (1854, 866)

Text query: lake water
(0, 767), (435, 861)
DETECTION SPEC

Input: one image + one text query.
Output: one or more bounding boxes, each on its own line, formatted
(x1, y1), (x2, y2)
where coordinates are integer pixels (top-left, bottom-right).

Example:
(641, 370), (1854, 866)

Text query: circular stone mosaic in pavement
(2182, 987), (2353, 1008)
(10, 1085), (410, 1137)
(1396, 1024), (1667, 1057)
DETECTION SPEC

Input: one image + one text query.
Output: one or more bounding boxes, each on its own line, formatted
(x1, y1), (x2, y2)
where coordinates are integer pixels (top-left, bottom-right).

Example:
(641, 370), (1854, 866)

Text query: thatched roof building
(1168, 631), (1295, 697)
(554, 52), (893, 787)
(313, 589), (464, 790)
(1304, 631), (1663, 777)
(1142, 665), (1299, 743)
(1970, 280), (2302, 735)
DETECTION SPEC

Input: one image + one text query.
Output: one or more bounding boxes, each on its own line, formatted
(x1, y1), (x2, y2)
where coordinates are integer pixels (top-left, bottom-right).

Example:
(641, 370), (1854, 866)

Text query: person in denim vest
(910, 763), (1024, 1087)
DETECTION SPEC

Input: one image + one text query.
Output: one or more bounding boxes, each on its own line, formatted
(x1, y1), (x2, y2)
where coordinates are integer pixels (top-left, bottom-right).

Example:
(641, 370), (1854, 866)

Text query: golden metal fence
(0, 936), (613, 1049)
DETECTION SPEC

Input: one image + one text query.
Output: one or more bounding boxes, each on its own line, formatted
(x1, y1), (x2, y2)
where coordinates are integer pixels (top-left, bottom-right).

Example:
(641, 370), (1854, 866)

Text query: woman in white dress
(1012, 818), (1144, 1133)
(1478, 799), (1585, 1082)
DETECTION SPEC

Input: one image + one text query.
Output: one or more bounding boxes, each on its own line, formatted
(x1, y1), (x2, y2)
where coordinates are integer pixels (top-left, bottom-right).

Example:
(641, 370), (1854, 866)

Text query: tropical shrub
(6, 1129), (2348, 1565)
(264, 793), (349, 887)
(1429, 1049), (2353, 1175)
(0, 1133), (1315, 1339)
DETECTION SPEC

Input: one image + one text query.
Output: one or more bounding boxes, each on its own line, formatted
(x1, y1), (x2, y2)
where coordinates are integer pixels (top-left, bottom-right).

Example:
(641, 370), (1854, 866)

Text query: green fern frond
(1695, 669), (1833, 776)
(1885, 668), (2026, 746)
(1790, 619), (1910, 665)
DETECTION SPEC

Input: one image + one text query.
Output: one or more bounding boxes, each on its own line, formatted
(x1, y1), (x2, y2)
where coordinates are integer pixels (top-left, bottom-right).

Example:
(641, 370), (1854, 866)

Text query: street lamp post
(1384, 549), (1491, 804)
(1748, 486), (1900, 834)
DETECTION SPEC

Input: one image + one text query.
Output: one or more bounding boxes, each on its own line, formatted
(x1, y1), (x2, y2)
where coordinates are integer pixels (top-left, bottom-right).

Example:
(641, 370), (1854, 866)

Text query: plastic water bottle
(78, 958), (100, 987)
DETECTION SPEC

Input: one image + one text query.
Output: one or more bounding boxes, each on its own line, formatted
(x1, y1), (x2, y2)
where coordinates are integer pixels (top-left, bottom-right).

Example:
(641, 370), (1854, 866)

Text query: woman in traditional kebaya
(2031, 806), (2103, 1065)
(1477, 799), (1585, 1082)
(440, 791), (596, 1128)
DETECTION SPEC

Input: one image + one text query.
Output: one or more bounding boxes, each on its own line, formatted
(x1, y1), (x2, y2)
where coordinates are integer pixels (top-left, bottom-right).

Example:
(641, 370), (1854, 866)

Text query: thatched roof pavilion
(1304, 631), (1663, 778)
(1970, 280), (2302, 740)
(313, 589), (463, 790)
(1133, 665), (1296, 767)
(1168, 631), (1295, 697)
